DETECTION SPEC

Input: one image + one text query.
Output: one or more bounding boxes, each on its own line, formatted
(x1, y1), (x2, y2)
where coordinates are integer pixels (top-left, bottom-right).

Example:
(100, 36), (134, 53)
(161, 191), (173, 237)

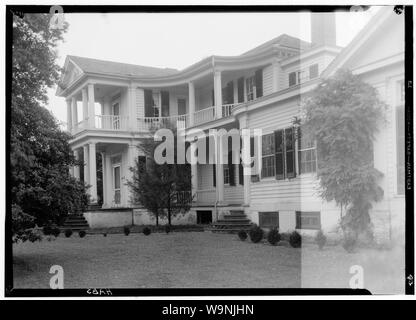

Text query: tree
(11, 13), (89, 241)
(127, 126), (193, 226)
(300, 69), (385, 241)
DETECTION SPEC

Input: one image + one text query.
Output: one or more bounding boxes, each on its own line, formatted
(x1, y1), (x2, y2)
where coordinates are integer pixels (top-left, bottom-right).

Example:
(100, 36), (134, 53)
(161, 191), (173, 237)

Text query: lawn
(13, 231), (301, 289)
(12, 231), (405, 293)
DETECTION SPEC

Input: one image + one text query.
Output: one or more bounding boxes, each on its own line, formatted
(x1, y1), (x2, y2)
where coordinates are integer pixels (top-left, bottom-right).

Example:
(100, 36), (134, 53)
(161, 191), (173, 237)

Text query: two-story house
(57, 8), (405, 244)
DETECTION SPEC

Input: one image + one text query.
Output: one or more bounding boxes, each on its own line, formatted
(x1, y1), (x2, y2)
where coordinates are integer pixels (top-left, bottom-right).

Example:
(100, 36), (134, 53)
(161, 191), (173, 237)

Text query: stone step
(215, 219), (251, 224)
(210, 228), (252, 234)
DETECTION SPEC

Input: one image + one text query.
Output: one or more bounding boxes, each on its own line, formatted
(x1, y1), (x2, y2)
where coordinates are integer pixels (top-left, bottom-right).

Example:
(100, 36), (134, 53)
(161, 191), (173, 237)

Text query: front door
(113, 164), (121, 204)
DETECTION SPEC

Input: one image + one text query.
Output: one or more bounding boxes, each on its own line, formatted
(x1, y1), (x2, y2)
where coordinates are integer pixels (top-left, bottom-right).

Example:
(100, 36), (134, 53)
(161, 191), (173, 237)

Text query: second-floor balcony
(71, 103), (239, 136)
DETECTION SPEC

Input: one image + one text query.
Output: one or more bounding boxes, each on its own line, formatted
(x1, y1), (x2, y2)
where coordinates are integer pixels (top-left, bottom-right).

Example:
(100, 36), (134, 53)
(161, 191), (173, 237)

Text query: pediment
(57, 58), (83, 94)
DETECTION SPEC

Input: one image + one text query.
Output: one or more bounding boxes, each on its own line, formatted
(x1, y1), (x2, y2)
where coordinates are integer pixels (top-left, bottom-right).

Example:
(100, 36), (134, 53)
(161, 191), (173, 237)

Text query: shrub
(238, 230), (248, 241)
(143, 227), (151, 236)
(103, 233), (107, 237)
(315, 230), (327, 250)
(248, 225), (264, 243)
(289, 231), (302, 248)
(267, 228), (281, 246)
(43, 225), (53, 236)
(79, 230), (86, 238)
(123, 226), (131, 236)
(165, 225), (171, 234)
(342, 235), (357, 253)
(51, 227), (61, 237)
(64, 229), (73, 238)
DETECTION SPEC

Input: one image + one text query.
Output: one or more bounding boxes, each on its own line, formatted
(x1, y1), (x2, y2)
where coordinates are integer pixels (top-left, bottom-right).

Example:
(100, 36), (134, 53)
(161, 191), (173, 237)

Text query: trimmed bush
(267, 228), (281, 246)
(51, 227), (61, 237)
(342, 235), (357, 253)
(64, 229), (73, 238)
(143, 227), (151, 236)
(123, 226), (131, 236)
(79, 230), (86, 238)
(248, 225), (264, 243)
(43, 225), (53, 236)
(315, 230), (327, 250)
(165, 225), (171, 234)
(103, 233), (107, 237)
(237, 230), (248, 241)
(289, 231), (302, 248)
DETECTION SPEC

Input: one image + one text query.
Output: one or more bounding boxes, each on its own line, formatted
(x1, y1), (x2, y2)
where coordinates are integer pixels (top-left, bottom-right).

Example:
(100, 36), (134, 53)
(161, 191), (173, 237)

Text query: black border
(4, 4), (413, 298)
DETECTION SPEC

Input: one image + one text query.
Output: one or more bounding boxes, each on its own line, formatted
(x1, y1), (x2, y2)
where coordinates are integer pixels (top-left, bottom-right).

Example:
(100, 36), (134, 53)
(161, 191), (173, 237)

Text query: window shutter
(213, 164), (216, 187)
(274, 129), (285, 180)
(211, 89), (215, 106)
(297, 126), (302, 175)
(237, 77), (244, 103)
(228, 151), (235, 186)
(309, 64), (319, 79)
(255, 69), (263, 98)
(239, 162), (244, 185)
(144, 89), (154, 117)
(285, 127), (296, 178)
(161, 91), (169, 116)
(288, 72), (296, 87)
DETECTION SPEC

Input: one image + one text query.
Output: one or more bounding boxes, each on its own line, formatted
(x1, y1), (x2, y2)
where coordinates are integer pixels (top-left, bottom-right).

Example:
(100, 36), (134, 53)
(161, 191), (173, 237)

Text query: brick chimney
(311, 13), (336, 46)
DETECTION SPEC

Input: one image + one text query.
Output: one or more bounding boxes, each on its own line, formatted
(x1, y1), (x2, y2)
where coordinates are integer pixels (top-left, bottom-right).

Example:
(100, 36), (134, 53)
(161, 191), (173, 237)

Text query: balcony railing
(73, 119), (89, 134)
(137, 114), (189, 131)
(194, 106), (216, 126)
(96, 115), (129, 130)
(222, 103), (237, 117)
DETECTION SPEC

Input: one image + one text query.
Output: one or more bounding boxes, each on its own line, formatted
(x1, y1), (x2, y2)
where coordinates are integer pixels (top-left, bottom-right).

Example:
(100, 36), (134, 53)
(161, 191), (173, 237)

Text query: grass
(13, 232), (301, 288)
(12, 231), (405, 293)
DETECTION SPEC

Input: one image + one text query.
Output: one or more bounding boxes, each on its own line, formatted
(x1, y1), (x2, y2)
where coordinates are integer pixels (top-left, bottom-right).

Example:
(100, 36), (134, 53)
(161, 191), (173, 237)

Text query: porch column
(82, 88), (88, 121)
(71, 97), (78, 131)
(104, 153), (113, 207)
(66, 99), (72, 133)
(88, 142), (98, 203)
(100, 152), (107, 207)
(88, 83), (95, 128)
(213, 70), (222, 119)
(73, 149), (80, 180)
(216, 134), (224, 203)
(83, 144), (90, 185)
(191, 146), (198, 202)
(188, 81), (195, 126)
(128, 85), (136, 130)
(239, 115), (250, 206)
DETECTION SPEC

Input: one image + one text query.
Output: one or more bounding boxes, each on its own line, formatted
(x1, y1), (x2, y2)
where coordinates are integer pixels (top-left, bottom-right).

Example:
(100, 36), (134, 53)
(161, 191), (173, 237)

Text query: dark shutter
(250, 136), (260, 182)
(211, 89), (215, 106)
(285, 127), (296, 178)
(274, 129), (285, 180)
(144, 89), (154, 117)
(213, 164), (216, 187)
(227, 81), (234, 104)
(297, 126), (302, 174)
(309, 64), (319, 79)
(138, 156), (146, 173)
(178, 98), (186, 115)
(161, 91), (169, 116)
(228, 151), (235, 186)
(289, 72), (297, 87)
(239, 162), (244, 185)
(237, 77), (244, 103)
(255, 69), (263, 98)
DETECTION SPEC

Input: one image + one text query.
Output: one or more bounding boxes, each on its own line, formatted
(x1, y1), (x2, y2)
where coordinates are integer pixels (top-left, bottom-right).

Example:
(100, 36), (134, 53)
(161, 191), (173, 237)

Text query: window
(246, 76), (255, 101)
(309, 64), (319, 79)
(161, 91), (169, 117)
(298, 127), (317, 174)
(237, 77), (244, 103)
(296, 211), (321, 230)
(255, 69), (263, 98)
(144, 89), (154, 117)
(259, 212), (279, 228)
(223, 165), (230, 184)
(178, 98), (186, 116)
(396, 80), (405, 195)
(289, 72), (297, 86)
(262, 133), (275, 178)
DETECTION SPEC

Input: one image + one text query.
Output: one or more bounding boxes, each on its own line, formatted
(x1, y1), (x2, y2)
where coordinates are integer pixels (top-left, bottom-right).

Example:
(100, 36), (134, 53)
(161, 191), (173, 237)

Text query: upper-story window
(289, 64), (319, 87)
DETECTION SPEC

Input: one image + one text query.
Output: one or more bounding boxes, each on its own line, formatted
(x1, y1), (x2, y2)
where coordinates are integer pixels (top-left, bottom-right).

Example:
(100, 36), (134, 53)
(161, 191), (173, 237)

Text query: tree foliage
(301, 70), (385, 237)
(11, 13), (88, 241)
(127, 126), (192, 226)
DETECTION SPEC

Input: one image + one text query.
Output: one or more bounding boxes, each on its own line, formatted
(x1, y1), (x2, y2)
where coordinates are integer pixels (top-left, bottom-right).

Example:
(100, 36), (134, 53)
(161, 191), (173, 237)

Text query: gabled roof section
(321, 7), (395, 78)
(242, 33), (311, 56)
(68, 55), (179, 78)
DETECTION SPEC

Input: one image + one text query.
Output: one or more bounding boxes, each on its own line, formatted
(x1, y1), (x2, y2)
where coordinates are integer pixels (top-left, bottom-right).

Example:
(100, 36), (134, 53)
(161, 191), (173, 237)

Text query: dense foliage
(238, 230), (248, 241)
(11, 14), (89, 241)
(248, 225), (264, 243)
(289, 231), (302, 248)
(267, 228), (281, 246)
(301, 70), (385, 240)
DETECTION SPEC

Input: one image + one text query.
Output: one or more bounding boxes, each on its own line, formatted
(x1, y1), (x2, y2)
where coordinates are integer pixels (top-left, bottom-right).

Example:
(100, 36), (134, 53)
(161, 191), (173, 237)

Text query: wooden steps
(61, 214), (89, 231)
(210, 210), (253, 233)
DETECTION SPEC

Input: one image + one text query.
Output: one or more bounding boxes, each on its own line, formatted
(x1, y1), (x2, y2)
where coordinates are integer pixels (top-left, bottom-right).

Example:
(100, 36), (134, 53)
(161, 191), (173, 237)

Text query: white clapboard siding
(198, 164), (214, 190)
(224, 185), (244, 203)
(262, 64), (274, 96)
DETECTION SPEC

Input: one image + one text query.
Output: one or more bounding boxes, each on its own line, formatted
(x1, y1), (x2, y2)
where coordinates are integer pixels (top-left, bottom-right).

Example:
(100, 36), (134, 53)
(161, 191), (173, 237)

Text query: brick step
(229, 210), (245, 215)
(223, 216), (248, 220)
(215, 219), (251, 224)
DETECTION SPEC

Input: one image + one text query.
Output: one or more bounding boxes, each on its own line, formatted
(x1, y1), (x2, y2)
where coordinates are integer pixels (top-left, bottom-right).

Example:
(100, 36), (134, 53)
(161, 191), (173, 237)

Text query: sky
(47, 7), (381, 127)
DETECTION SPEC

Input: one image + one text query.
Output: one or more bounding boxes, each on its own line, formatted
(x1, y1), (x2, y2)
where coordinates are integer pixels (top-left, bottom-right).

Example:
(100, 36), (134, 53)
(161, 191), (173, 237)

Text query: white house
(57, 8), (405, 243)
